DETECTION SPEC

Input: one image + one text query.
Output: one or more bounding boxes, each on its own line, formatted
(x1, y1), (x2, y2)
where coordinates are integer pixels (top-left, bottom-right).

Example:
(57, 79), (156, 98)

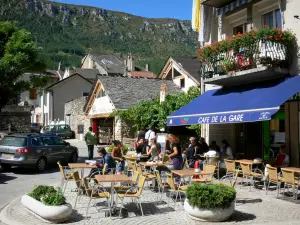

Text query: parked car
(31, 123), (41, 133)
(0, 133), (78, 172)
(41, 124), (75, 139)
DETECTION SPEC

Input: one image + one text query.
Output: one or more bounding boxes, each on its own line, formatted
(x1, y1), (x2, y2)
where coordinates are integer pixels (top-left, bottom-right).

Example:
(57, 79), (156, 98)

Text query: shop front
(167, 76), (300, 167)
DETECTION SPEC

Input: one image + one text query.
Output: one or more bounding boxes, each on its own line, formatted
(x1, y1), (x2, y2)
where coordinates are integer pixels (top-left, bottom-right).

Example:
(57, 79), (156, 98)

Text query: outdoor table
(95, 174), (132, 215)
(172, 170), (211, 186)
(68, 163), (98, 178)
(281, 167), (300, 173)
(125, 155), (149, 159)
(139, 161), (169, 167)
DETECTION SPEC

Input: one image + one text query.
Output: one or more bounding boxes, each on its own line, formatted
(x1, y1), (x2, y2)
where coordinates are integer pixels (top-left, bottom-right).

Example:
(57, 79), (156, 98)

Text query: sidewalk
(1, 182), (300, 225)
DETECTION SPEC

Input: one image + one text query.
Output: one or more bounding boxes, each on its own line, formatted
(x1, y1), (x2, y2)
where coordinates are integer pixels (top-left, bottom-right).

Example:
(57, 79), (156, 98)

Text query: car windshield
(57, 125), (68, 130)
(45, 125), (56, 132)
(0, 136), (27, 147)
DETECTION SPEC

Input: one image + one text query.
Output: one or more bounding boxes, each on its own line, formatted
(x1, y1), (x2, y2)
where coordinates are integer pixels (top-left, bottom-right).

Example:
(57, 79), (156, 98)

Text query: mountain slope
(0, 0), (197, 74)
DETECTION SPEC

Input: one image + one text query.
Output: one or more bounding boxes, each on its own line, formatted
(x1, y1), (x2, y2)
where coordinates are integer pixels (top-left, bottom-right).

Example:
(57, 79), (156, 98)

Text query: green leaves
(186, 183), (236, 209)
(0, 21), (47, 109)
(112, 87), (200, 131)
(28, 185), (66, 206)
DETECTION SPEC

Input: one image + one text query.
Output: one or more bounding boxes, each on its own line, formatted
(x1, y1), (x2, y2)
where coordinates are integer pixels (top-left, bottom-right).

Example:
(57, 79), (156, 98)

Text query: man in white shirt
(204, 149), (219, 165)
(145, 128), (156, 145)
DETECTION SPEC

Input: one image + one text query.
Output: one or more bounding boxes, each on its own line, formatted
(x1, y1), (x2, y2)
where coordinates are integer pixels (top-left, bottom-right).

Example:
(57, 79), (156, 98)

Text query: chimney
(127, 54), (135, 72)
(145, 64), (149, 72)
(58, 62), (61, 71)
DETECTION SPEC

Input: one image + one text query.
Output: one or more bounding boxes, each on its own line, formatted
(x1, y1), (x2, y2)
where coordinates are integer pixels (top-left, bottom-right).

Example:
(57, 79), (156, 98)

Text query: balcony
(199, 28), (296, 87)
(201, 0), (234, 8)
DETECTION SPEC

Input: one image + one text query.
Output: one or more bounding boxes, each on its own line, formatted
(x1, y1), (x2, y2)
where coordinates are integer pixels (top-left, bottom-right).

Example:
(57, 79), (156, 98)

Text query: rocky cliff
(0, 0), (197, 74)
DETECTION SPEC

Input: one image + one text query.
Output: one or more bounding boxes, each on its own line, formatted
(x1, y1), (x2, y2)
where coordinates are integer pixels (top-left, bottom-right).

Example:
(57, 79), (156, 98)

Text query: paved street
(0, 140), (90, 211)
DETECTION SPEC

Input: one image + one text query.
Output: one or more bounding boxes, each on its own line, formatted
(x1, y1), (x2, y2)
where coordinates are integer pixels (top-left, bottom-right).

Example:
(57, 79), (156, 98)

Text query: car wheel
(1, 163), (11, 171)
(69, 152), (78, 163)
(36, 157), (47, 172)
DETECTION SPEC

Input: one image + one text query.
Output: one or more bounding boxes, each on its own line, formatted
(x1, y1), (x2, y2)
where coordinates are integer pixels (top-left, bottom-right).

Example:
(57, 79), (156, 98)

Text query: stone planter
(184, 199), (235, 222)
(21, 195), (72, 223)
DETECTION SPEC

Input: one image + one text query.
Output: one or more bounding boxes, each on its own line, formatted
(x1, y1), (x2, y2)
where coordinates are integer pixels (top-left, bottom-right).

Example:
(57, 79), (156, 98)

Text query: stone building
(64, 97), (91, 139)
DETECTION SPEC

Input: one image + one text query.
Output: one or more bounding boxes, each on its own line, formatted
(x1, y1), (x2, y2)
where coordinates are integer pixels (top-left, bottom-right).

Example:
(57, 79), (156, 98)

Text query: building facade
(198, 0), (300, 165)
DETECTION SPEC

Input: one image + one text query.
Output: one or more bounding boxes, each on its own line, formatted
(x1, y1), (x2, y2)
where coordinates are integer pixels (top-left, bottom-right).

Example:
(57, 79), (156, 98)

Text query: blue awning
(167, 76), (300, 126)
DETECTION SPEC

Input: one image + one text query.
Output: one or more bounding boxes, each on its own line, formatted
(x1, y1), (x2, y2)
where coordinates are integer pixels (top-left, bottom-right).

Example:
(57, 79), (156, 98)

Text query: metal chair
(281, 168), (299, 200)
(266, 165), (284, 196)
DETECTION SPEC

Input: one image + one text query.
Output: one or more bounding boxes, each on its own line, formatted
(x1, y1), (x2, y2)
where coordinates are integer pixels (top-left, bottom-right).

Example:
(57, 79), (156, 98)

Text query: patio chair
(266, 165), (284, 196)
(137, 164), (156, 187)
(71, 171), (85, 208)
(82, 177), (111, 217)
(116, 175), (146, 217)
(166, 173), (188, 206)
(127, 159), (136, 176)
(281, 168), (299, 200)
(221, 160), (241, 184)
(57, 161), (74, 193)
(155, 170), (170, 202)
(240, 163), (263, 191)
(115, 171), (140, 191)
(193, 164), (216, 183)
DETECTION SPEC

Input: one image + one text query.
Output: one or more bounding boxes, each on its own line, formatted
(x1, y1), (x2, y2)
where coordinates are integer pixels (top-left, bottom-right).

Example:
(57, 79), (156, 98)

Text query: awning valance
(217, 0), (253, 16)
(167, 76), (300, 126)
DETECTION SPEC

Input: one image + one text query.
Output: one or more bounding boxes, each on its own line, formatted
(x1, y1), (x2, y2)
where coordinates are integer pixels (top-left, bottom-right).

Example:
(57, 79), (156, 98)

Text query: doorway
(245, 122), (263, 159)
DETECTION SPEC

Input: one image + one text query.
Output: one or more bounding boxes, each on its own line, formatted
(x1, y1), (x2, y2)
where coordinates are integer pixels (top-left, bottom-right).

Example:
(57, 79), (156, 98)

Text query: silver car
(0, 133), (78, 172)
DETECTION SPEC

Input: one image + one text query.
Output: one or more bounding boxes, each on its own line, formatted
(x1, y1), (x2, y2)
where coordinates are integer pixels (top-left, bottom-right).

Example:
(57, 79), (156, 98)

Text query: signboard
(167, 109), (279, 126)
(78, 124), (84, 134)
(156, 133), (168, 154)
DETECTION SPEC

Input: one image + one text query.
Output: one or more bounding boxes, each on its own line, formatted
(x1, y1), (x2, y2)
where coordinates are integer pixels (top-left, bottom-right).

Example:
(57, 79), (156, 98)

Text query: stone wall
(65, 97), (91, 139)
(0, 105), (31, 133)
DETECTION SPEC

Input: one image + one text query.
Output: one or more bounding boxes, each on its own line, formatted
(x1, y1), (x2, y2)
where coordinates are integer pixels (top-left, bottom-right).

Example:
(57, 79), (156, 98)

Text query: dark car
(42, 124), (75, 139)
(31, 123), (41, 133)
(0, 133), (78, 172)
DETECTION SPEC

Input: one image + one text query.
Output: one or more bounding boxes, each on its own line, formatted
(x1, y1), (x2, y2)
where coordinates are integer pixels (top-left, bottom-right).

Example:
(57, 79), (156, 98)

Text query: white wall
(88, 96), (116, 115)
(51, 75), (93, 120)
(173, 75), (196, 93)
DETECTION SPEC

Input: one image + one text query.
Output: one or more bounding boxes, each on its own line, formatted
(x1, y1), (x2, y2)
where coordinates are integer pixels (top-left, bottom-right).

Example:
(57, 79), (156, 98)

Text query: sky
(53, 0), (192, 20)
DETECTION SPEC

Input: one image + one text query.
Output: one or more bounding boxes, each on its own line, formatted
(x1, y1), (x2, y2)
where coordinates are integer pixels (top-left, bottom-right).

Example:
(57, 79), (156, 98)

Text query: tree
(0, 21), (47, 110)
(112, 87), (201, 131)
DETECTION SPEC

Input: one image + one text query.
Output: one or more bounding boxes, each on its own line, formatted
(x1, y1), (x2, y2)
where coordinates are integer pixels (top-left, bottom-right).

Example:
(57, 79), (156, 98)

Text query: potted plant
(184, 183), (236, 222)
(21, 185), (72, 223)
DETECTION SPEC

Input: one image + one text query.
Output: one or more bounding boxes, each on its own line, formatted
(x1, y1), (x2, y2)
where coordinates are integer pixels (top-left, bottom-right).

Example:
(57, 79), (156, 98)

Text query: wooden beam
(87, 113), (113, 119)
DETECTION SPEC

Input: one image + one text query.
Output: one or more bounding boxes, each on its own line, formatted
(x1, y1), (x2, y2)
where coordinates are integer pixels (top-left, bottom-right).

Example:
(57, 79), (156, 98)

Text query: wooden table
(68, 163), (97, 178)
(172, 170), (210, 177)
(125, 155), (149, 159)
(139, 161), (169, 167)
(95, 174), (132, 212)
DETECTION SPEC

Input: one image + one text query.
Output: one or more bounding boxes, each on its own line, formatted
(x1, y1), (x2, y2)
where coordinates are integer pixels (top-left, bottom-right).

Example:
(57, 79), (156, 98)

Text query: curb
(0, 198), (23, 225)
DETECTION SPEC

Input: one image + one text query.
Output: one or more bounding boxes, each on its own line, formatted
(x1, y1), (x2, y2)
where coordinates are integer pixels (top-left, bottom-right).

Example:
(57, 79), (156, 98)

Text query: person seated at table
(136, 138), (150, 163)
(210, 141), (220, 153)
(220, 140), (234, 160)
(263, 145), (289, 180)
(198, 137), (209, 154)
(88, 147), (116, 177)
(112, 140), (125, 174)
(147, 138), (160, 161)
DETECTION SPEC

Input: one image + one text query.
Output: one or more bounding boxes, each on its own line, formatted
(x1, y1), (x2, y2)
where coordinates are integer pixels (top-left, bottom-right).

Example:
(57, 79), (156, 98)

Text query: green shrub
(28, 185), (66, 206)
(106, 144), (129, 155)
(186, 183), (236, 209)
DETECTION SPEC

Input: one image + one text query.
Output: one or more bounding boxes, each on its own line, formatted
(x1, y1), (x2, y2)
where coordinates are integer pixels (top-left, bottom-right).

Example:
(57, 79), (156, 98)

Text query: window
(82, 92), (89, 97)
(262, 9), (282, 28)
(31, 138), (43, 146)
(97, 89), (106, 98)
(52, 137), (65, 145)
(42, 137), (55, 146)
(180, 78), (185, 88)
(233, 24), (245, 35)
(29, 89), (37, 100)
(0, 137), (27, 147)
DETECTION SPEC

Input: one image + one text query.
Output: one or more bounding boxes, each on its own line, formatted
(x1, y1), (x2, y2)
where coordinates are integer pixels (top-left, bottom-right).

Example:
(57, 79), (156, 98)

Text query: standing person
(111, 140), (125, 174)
(85, 127), (97, 160)
(145, 127), (156, 145)
(167, 134), (183, 183)
(185, 137), (197, 167)
(137, 127), (146, 141)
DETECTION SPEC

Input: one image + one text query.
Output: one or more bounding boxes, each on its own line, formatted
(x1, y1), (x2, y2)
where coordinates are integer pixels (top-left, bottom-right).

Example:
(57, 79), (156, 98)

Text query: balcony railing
(199, 28), (296, 80)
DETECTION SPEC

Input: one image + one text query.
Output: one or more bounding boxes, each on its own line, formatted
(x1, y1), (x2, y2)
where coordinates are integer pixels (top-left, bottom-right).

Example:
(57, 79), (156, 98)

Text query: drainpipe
(41, 89), (45, 126)
(199, 41), (207, 140)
